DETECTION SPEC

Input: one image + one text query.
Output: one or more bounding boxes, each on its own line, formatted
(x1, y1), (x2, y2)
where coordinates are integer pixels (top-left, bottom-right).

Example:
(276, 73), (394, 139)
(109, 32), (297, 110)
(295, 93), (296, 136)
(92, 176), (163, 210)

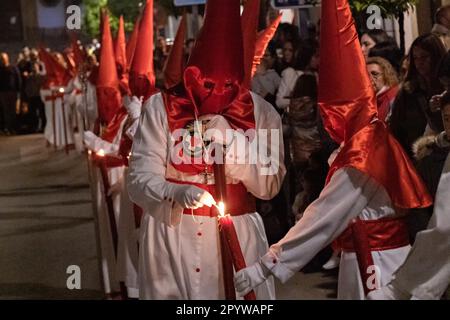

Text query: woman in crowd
(361, 29), (395, 60)
(390, 33), (447, 158)
(366, 56), (400, 122)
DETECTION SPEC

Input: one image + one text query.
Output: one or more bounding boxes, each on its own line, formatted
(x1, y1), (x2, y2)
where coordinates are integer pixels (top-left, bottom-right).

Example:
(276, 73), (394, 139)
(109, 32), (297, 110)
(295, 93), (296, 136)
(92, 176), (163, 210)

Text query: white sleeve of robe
(391, 153), (450, 299)
(226, 92), (286, 200)
(127, 94), (184, 227)
(261, 167), (378, 283)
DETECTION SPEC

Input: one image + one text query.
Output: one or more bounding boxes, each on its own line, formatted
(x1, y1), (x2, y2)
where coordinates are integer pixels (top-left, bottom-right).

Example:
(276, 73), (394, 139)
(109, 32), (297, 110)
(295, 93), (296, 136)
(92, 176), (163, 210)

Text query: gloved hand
(83, 131), (100, 151)
(366, 283), (411, 300)
(203, 115), (235, 146)
(234, 261), (271, 297)
(125, 96), (143, 120)
(166, 183), (216, 209)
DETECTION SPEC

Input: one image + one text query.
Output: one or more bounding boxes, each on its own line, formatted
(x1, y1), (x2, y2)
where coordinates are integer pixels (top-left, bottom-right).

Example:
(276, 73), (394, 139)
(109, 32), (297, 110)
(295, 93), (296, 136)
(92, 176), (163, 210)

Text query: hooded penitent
(96, 12), (122, 125)
(163, 14), (187, 90)
(166, 0), (254, 131)
(163, 0), (255, 175)
(129, 0), (156, 100)
(320, 0), (431, 209)
(39, 48), (72, 88)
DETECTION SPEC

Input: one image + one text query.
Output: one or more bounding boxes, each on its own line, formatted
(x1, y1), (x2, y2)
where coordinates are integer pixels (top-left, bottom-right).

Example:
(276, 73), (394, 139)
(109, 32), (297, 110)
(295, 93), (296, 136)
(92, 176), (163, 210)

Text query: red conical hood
(253, 14), (282, 77)
(129, 0), (156, 100)
(97, 12), (121, 124)
(186, 0), (244, 83)
(115, 15), (127, 77)
(241, 0), (261, 89)
(126, 16), (140, 70)
(39, 47), (71, 88)
(184, 0), (244, 114)
(318, 0), (378, 144)
(163, 14), (187, 89)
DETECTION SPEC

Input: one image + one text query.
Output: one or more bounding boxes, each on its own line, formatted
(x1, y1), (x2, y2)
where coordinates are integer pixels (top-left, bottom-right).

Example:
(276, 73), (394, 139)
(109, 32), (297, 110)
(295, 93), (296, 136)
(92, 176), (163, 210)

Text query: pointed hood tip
(129, 0), (156, 99)
(187, 0), (244, 84)
(164, 14), (187, 89)
(318, 0), (378, 144)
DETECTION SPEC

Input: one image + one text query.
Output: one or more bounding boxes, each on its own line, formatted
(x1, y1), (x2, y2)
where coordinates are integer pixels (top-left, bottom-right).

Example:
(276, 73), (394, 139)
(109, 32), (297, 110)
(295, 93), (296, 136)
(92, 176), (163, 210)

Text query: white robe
(40, 86), (75, 149)
(90, 117), (127, 295)
(261, 167), (411, 300)
(127, 92), (286, 300)
(390, 152), (450, 299)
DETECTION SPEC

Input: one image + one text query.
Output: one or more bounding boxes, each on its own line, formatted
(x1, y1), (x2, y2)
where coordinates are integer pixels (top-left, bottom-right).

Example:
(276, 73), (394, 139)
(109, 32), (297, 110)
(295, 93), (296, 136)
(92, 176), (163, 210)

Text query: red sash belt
(92, 154), (125, 168)
(336, 216), (410, 252)
(166, 179), (256, 217)
(44, 92), (65, 101)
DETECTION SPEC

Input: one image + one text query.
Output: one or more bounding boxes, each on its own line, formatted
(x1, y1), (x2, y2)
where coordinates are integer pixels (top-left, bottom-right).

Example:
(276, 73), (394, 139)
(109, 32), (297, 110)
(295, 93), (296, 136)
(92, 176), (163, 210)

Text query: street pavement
(0, 133), (337, 300)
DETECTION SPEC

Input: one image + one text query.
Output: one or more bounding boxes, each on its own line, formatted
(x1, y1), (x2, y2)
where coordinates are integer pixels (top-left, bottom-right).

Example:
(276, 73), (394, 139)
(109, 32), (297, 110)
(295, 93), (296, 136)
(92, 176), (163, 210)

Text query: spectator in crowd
(251, 43), (281, 109)
(369, 40), (403, 72)
(431, 5), (450, 50)
(390, 33), (447, 158)
(24, 60), (46, 132)
(0, 52), (21, 135)
(360, 29), (396, 60)
(276, 42), (319, 110)
(366, 56), (400, 122)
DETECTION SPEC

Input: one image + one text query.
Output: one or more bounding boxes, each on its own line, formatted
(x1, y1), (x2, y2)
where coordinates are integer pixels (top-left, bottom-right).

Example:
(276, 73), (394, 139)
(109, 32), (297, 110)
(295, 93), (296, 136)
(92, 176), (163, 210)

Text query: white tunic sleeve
(127, 94), (183, 226)
(226, 92), (286, 200)
(261, 167), (376, 283)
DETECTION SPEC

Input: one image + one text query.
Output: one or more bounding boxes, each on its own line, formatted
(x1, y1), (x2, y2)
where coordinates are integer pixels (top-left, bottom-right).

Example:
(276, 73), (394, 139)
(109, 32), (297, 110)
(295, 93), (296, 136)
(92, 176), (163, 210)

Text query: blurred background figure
(0, 52), (21, 135)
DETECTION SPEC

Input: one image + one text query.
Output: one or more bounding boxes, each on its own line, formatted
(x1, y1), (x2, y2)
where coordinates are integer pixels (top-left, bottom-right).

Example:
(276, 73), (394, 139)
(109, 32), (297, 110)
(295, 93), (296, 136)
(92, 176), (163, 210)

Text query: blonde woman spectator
(366, 57), (399, 122)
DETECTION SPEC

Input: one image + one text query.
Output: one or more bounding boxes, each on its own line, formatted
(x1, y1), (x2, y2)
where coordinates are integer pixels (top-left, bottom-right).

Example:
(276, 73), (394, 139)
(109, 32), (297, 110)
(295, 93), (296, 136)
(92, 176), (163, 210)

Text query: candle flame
(58, 87), (65, 93)
(87, 150), (92, 155)
(217, 201), (225, 217)
(97, 149), (105, 157)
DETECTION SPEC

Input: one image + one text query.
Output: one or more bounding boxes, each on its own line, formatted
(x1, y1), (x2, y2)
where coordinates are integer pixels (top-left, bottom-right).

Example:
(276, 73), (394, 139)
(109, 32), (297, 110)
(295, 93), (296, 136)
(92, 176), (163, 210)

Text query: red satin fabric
(337, 216), (410, 252)
(101, 107), (128, 143)
(115, 16), (127, 77)
(163, 14), (187, 89)
(377, 86), (398, 122)
(39, 48), (71, 88)
(253, 14), (282, 79)
(318, 0), (378, 145)
(187, 0), (244, 85)
(241, 0), (260, 89)
(327, 121), (433, 209)
(126, 16), (140, 70)
(129, 0), (155, 100)
(320, 0), (432, 210)
(96, 87), (122, 125)
(163, 83), (255, 174)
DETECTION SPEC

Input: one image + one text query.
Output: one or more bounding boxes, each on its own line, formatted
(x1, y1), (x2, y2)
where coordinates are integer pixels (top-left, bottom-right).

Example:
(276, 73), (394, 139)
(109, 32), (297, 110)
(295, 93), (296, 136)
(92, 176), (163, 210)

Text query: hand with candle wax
(166, 183), (216, 209)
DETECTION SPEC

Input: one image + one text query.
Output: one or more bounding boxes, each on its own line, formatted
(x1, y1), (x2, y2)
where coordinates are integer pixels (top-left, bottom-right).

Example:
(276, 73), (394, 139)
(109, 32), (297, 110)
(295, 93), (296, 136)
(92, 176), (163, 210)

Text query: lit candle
(97, 149), (105, 157)
(217, 202), (256, 300)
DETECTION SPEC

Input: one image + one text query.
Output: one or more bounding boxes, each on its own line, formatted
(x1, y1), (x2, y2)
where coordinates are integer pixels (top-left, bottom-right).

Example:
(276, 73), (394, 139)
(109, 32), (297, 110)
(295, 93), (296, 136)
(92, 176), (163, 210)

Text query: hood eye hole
(204, 81), (214, 90)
